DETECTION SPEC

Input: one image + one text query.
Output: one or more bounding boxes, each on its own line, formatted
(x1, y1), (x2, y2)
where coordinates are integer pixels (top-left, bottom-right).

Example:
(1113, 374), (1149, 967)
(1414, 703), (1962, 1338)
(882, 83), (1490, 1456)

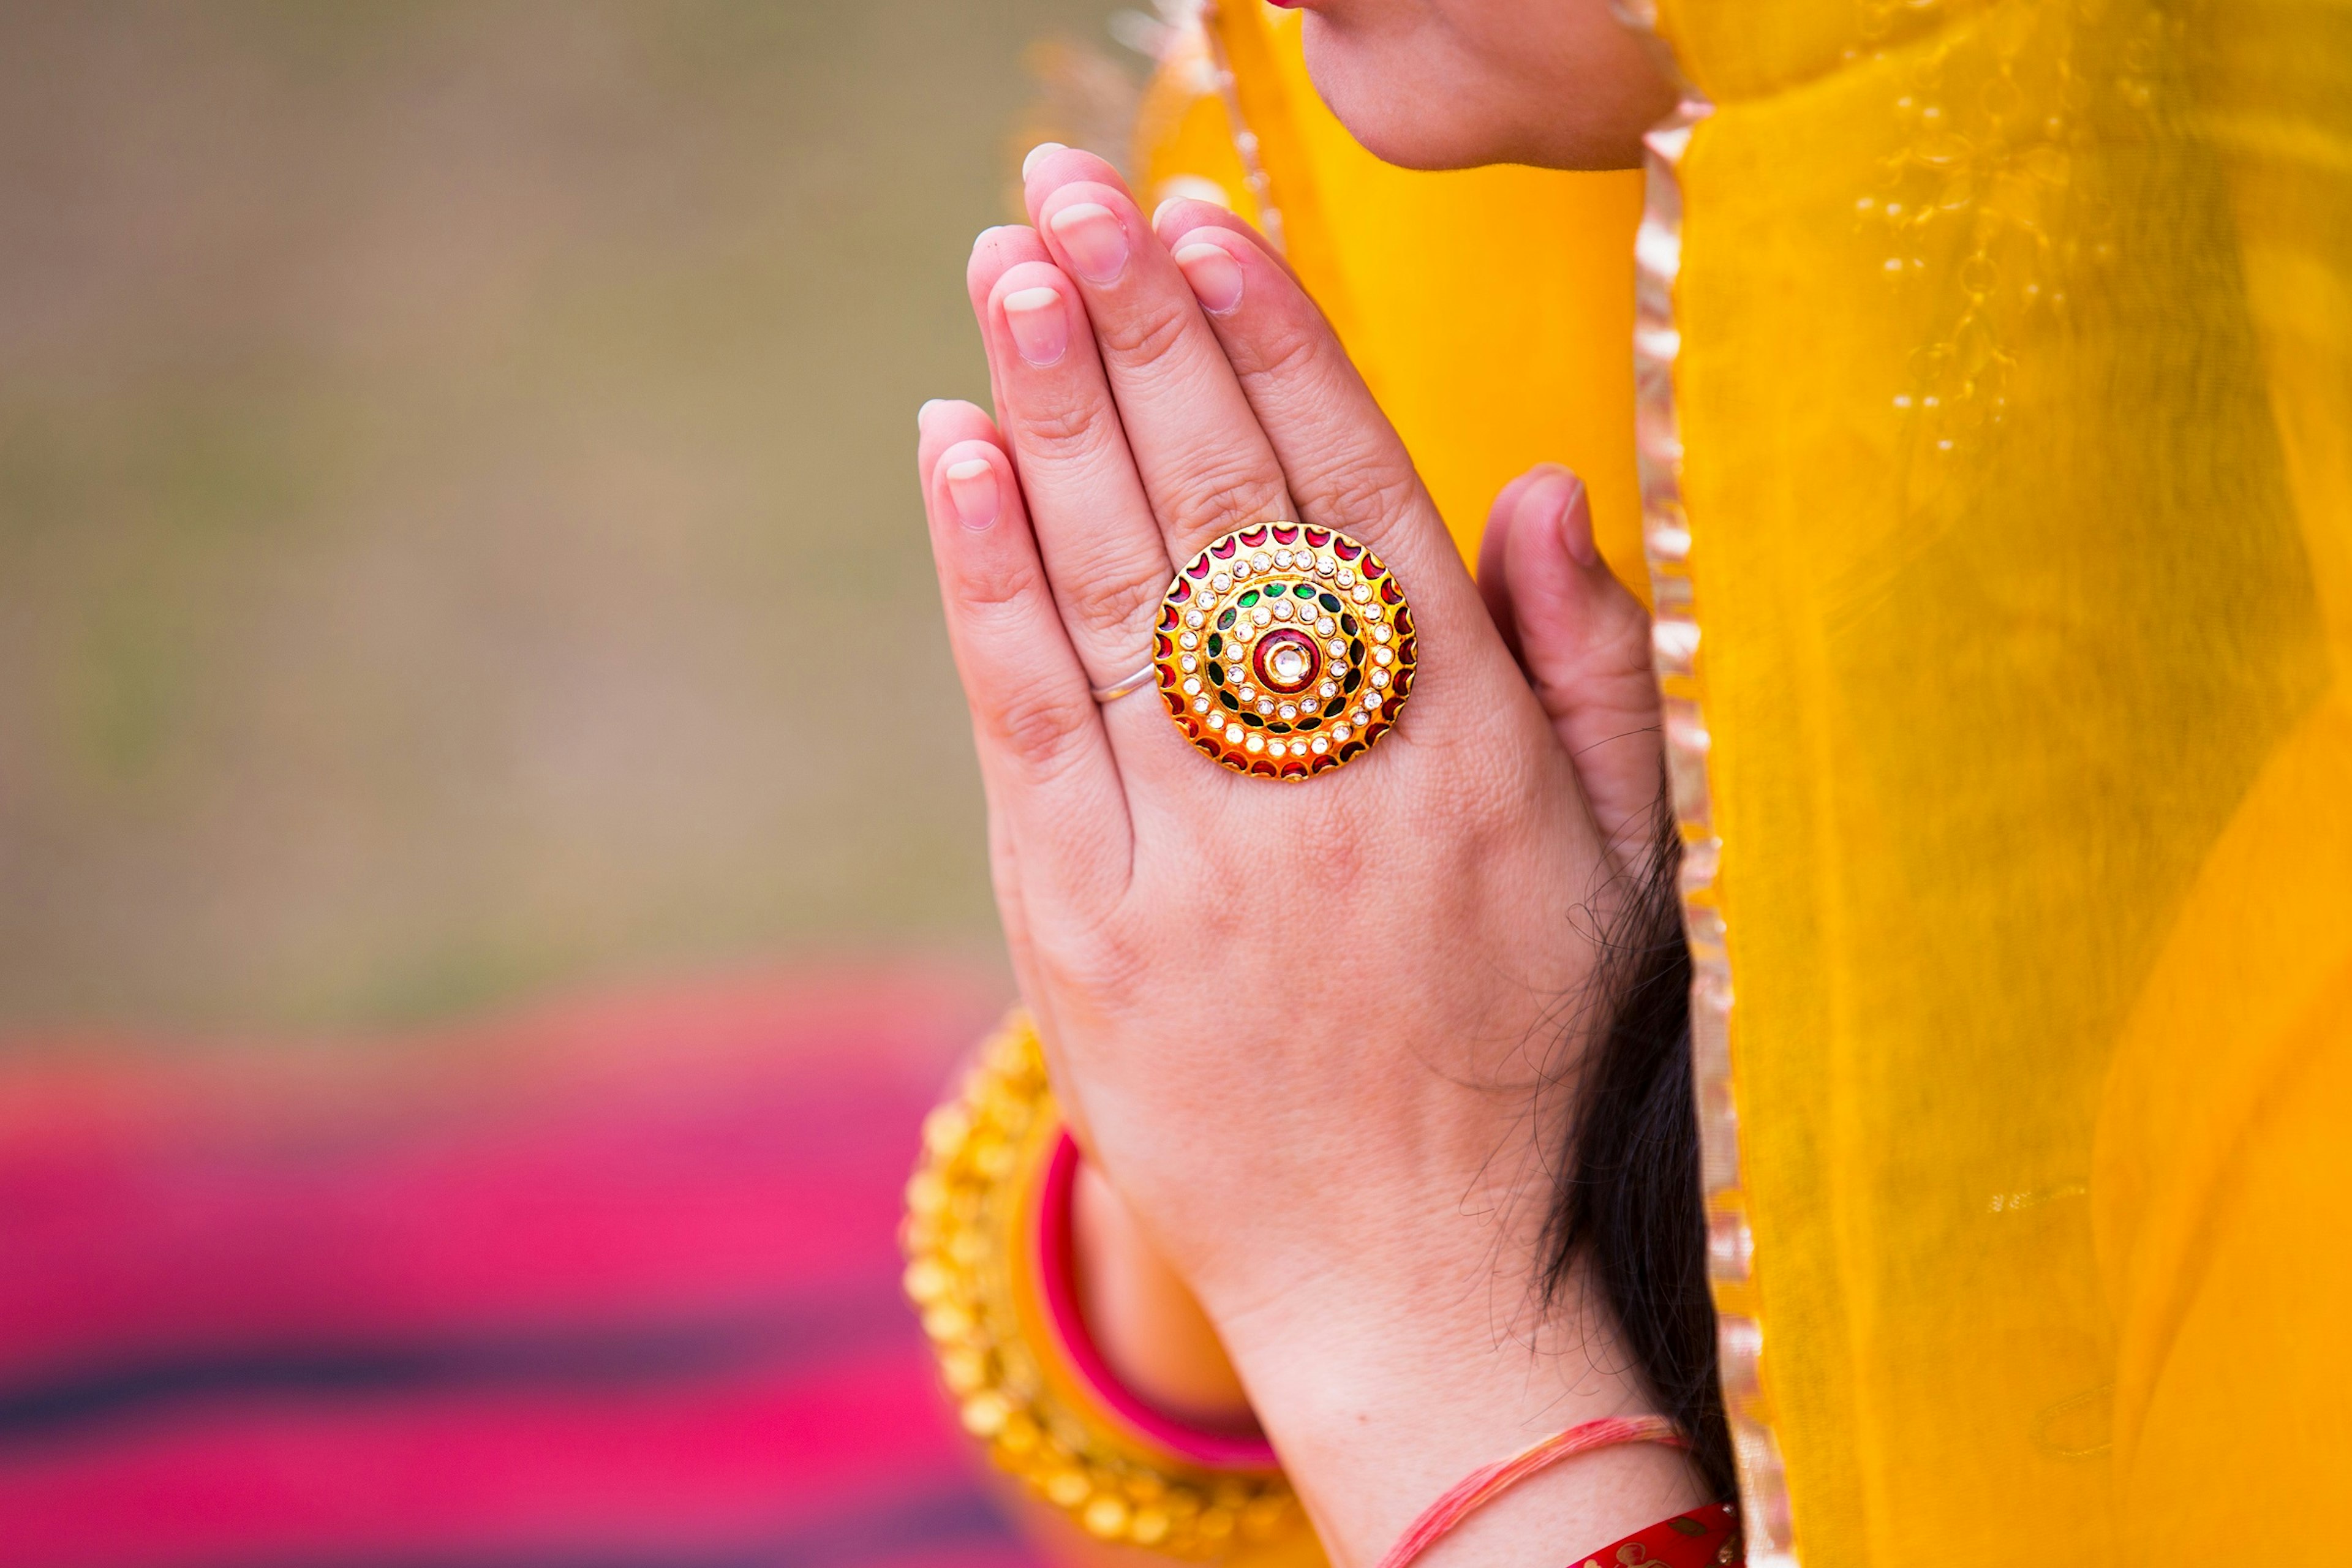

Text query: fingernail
(1022, 141), (1066, 180)
(1523, 470), (1596, 566)
(944, 458), (1000, 529)
(1155, 176), (1234, 219)
(1002, 285), (1068, 366)
(918, 398), (949, 434)
(1173, 239), (1243, 313)
(1048, 202), (1129, 284)
(1556, 477), (1597, 566)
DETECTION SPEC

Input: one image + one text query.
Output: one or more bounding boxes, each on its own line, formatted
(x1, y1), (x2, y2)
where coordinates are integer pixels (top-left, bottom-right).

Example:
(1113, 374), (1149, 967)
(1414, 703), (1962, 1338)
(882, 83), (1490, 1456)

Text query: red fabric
(0, 969), (1031, 1568)
(1574, 1502), (1743, 1567)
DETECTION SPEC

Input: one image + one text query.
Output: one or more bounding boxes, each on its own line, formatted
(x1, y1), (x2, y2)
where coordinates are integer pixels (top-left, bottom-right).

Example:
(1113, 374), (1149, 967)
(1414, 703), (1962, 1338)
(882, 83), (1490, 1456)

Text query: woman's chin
(1298, 18), (1656, 173)
(1298, 28), (1506, 172)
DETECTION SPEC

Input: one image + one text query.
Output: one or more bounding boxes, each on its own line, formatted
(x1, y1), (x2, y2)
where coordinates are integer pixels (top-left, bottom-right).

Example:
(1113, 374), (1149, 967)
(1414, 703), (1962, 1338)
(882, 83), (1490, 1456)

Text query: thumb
(1487, 465), (1662, 869)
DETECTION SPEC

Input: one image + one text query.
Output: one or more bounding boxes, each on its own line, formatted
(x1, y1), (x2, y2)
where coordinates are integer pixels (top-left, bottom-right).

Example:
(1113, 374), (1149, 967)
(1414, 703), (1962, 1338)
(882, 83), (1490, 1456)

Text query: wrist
(1207, 1240), (1708, 1568)
(1069, 1156), (1257, 1430)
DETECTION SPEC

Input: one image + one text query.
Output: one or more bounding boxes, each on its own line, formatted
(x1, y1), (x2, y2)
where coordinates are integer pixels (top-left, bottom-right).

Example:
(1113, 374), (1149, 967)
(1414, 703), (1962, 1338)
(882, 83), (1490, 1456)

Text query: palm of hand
(917, 146), (1679, 1560)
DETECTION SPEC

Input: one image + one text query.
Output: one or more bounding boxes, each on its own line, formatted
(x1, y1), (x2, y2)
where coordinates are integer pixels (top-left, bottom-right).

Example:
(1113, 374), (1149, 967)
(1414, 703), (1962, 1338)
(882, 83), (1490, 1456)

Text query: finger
(916, 411), (1134, 901)
(965, 226), (1030, 440)
(1153, 216), (1478, 617)
(1477, 464), (1564, 665)
(1139, 197), (1302, 290)
(963, 228), (1176, 699)
(1499, 466), (1661, 867)
(1025, 164), (1298, 561)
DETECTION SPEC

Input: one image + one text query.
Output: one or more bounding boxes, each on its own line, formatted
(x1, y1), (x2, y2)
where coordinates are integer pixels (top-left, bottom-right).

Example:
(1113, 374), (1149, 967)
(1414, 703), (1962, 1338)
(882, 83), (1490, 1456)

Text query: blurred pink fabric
(0, 970), (1030, 1568)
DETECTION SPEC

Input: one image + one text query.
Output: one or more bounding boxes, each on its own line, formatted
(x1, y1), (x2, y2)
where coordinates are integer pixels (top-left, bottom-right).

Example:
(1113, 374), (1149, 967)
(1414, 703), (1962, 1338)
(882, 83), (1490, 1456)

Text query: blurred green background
(0, 0), (1136, 1035)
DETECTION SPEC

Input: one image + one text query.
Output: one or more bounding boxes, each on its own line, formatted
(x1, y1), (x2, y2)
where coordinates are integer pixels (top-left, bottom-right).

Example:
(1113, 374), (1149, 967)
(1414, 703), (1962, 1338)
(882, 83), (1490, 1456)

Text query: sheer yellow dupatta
(1131, 2), (2350, 1562)
(1640, 0), (2352, 1562)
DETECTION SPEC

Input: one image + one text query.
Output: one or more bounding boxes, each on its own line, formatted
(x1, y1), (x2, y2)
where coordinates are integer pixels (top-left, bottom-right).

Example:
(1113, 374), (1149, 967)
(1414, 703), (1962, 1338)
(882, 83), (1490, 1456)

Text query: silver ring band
(1089, 663), (1156, 704)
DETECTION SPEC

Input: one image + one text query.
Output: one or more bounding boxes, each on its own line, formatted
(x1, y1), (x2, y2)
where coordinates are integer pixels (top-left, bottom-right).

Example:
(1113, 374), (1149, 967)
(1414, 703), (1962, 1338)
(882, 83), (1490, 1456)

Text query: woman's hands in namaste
(915, 145), (1695, 1564)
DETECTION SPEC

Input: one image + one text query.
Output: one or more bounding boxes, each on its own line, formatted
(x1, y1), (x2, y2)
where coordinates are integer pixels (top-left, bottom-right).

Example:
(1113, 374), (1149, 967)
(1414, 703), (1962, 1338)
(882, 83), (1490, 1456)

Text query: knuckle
(1170, 460), (1286, 535)
(1096, 294), (1193, 366)
(1019, 396), (1116, 462)
(1062, 562), (1162, 637)
(989, 687), (1094, 780)
(1303, 459), (1419, 537)
(1234, 309), (1327, 384)
(953, 553), (1041, 618)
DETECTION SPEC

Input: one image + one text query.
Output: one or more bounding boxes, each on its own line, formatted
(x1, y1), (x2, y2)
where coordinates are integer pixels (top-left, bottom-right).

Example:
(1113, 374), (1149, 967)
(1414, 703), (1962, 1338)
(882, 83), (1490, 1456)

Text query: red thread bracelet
(1370, 1414), (1688, 1568)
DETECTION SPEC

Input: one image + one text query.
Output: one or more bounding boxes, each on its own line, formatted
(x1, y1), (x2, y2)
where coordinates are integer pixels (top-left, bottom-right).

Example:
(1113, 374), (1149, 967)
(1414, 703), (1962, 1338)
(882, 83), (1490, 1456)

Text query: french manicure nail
(1022, 141), (1066, 180)
(1048, 202), (1130, 284)
(917, 397), (949, 434)
(1002, 285), (1068, 366)
(944, 458), (1000, 529)
(1174, 241), (1243, 313)
(1152, 196), (1182, 228)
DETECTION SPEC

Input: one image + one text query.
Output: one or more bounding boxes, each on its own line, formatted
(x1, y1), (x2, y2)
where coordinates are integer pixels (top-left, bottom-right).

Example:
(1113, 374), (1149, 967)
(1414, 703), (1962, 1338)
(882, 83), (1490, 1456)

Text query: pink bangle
(1034, 1131), (1281, 1469)
(1372, 1414), (1689, 1568)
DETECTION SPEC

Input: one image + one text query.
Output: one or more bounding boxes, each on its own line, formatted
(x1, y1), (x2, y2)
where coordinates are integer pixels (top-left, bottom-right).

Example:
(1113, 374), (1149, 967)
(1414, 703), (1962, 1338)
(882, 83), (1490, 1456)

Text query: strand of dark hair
(1544, 807), (1735, 1502)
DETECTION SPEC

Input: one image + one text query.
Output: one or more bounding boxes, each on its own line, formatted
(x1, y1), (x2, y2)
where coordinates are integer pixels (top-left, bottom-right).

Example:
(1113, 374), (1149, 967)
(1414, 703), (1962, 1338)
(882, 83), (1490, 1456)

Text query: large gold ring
(1153, 524), (1416, 779)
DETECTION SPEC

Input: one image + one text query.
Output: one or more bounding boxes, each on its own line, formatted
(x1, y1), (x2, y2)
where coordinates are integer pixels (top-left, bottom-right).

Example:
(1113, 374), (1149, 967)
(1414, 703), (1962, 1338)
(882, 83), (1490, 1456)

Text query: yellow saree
(1643, 0), (2352, 1561)
(1136, 2), (2351, 1562)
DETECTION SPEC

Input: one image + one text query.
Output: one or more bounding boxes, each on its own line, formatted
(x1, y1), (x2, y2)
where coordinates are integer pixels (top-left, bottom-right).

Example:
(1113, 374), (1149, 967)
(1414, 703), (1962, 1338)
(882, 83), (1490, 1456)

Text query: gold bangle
(900, 1011), (1308, 1560)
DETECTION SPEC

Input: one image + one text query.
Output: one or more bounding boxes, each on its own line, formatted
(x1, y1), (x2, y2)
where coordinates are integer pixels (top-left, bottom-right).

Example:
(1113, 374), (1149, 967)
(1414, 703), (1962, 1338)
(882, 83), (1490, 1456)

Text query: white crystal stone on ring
(1245, 734), (1264, 753)
(1273, 548), (1294, 568)
(1233, 559), (1251, 578)
(1253, 606), (1272, 625)
(1335, 568), (1355, 587)
(1272, 600), (1292, 620)
(1318, 680), (1337, 698)
(1371, 669), (1391, 687)
(1315, 554), (1334, 575)
(1311, 737), (1329, 754)
(1251, 552), (1270, 570)
(1183, 677), (1201, 695)
(1372, 625), (1391, 643)
(1268, 643), (1311, 685)
(1212, 571), (1232, 591)
(1256, 696), (1275, 714)
(1179, 631), (1198, 650)
(1193, 696), (1211, 713)
(1365, 602), (1384, 621)
(1333, 723), (1351, 742)
(1315, 616), (1335, 635)
(1187, 610), (1205, 628)
(1326, 638), (1347, 657)
(1278, 703), (1297, 720)
(1181, 655), (1198, 672)
(1226, 723), (1245, 743)
(1351, 584), (1373, 603)
(1373, 648), (1393, 666)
